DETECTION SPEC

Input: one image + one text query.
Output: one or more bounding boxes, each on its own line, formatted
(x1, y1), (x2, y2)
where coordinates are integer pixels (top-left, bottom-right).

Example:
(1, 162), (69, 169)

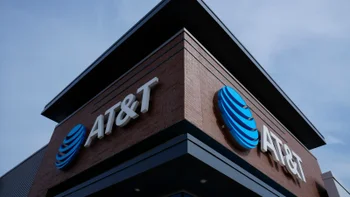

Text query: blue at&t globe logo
(217, 86), (259, 149)
(55, 124), (86, 170)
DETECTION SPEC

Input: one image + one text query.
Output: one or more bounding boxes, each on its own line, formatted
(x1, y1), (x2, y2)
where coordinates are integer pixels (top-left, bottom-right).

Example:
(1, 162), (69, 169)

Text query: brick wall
(29, 31), (186, 197)
(183, 30), (324, 197)
(29, 29), (325, 197)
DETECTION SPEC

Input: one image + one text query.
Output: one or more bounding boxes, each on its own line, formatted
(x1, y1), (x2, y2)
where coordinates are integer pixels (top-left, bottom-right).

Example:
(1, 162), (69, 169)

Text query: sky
(1, 0), (350, 191)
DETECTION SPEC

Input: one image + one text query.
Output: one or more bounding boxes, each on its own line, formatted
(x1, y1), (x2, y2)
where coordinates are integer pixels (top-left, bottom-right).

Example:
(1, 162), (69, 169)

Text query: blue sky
(1, 0), (350, 190)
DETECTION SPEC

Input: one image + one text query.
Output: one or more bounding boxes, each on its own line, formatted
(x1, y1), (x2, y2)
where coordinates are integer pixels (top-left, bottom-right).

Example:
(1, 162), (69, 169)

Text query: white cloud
(325, 135), (345, 145)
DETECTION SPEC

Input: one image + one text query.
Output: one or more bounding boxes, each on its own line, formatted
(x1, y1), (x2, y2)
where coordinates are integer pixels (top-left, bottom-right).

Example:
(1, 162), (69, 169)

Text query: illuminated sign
(55, 124), (86, 170)
(216, 86), (306, 182)
(55, 77), (159, 170)
(84, 77), (159, 147)
(261, 125), (306, 182)
(217, 86), (259, 149)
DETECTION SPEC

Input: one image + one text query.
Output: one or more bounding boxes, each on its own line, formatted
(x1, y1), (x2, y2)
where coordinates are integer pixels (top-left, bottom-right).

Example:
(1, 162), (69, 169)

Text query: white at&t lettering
(104, 102), (121, 135)
(116, 93), (139, 127)
(283, 143), (299, 177)
(84, 115), (104, 147)
(84, 77), (159, 147)
(293, 151), (306, 182)
(261, 126), (306, 182)
(261, 125), (280, 163)
(137, 77), (159, 113)
(270, 131), (286, 166)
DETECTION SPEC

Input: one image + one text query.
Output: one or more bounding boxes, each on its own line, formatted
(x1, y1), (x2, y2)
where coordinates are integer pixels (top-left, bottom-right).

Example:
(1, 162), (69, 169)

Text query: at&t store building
(5, 0), (334, 196)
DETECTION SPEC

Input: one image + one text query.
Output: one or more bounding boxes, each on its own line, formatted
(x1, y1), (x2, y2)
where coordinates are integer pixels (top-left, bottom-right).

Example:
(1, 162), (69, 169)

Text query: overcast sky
(1, 0), (349, 191)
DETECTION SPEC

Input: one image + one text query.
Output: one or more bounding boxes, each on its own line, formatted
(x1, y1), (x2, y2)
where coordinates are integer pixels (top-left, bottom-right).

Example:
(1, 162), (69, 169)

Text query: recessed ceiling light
(135, 188), (141, 192)
(200, 179), (207, 184)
